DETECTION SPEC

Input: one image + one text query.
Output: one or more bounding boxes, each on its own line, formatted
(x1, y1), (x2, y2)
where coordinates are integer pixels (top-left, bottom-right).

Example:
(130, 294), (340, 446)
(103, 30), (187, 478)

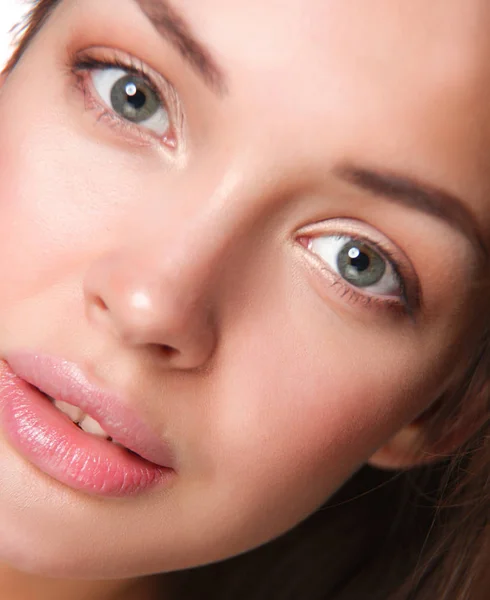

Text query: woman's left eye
(308, 235), (402, 298)
(90, 67), (170, 136)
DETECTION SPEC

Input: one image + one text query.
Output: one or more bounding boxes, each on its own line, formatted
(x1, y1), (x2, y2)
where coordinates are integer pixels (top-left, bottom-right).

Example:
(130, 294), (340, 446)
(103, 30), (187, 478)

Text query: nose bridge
(152, 164), (256, 295)
(135, 160), (269, 299)
(152, 208), (234, 306)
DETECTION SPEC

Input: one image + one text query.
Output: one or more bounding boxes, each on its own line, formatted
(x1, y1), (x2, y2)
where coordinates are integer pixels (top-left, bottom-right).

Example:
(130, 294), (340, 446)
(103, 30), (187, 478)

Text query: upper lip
(5, 351), (175, 469)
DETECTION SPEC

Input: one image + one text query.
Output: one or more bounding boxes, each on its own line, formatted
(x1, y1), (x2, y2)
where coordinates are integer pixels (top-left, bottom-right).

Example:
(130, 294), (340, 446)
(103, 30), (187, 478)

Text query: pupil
(125, 83), (146, 110)
(349, 250), (370, 272)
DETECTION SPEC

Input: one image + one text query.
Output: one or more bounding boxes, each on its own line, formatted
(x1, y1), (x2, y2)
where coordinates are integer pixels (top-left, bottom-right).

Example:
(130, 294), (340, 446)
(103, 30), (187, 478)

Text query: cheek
(205, 289), (442, 530)
(0, 78), (147, 308)
(0, 85), (155, 356)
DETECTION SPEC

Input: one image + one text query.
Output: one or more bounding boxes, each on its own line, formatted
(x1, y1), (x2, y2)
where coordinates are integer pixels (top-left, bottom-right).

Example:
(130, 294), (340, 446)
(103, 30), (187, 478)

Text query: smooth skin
(0, 0), (489, 598)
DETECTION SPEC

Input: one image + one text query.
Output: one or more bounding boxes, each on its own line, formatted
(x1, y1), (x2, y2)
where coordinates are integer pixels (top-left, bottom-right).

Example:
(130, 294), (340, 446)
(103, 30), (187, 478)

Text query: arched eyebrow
(133, 0), (228, 95)
(335, 164), (488, 262)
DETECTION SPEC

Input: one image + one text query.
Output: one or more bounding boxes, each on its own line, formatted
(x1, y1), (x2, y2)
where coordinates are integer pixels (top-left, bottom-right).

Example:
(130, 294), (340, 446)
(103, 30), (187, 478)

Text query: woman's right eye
(91, 67), (170, 136)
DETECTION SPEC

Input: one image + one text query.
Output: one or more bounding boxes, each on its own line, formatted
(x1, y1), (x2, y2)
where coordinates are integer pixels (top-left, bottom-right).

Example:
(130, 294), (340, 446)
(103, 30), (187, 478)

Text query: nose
(83, 240), (219, 370)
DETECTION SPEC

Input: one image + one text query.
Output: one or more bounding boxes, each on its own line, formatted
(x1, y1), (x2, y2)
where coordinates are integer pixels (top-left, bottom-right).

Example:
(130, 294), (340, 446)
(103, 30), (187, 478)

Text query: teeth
(53, 399), (84, 424)
(111, 440), (126, 449)
(78, 415), (110, 440)
(51, 396), (123, 447)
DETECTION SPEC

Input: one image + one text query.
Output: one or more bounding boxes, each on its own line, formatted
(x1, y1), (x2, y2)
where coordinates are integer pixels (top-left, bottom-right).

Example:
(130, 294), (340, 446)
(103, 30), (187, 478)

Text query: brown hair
(3, 3), (490, 599)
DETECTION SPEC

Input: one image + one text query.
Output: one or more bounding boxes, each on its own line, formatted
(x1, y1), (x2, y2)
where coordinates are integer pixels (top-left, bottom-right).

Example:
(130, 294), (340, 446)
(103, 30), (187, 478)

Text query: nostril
(94, 296), (108, 312)
(159, 344), (180, 358)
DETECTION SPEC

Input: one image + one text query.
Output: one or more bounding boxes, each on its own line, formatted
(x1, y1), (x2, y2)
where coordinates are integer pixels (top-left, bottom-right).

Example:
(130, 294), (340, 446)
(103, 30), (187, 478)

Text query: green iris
(110, 75), (160, 123)
(337, 241), (386, 288)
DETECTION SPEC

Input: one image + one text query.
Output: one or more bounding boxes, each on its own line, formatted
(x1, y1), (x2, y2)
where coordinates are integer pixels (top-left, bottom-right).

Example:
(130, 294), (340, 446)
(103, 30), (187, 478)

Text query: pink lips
(0, 352), (175, 497)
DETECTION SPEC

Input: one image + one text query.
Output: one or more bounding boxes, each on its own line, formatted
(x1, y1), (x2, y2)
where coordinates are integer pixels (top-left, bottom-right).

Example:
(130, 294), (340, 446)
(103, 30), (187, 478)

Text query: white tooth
(53, 399), (84, 423)
(79, 415), (110, 439)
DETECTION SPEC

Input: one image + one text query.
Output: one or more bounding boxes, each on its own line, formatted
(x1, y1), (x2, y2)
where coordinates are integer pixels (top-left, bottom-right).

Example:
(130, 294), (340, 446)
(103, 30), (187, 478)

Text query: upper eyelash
(73, 55), (163, 101)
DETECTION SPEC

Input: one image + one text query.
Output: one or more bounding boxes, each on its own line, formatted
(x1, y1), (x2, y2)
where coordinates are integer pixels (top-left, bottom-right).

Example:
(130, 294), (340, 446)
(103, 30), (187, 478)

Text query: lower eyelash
(303, 235), (416, 319)
(327, 268), (409, 316)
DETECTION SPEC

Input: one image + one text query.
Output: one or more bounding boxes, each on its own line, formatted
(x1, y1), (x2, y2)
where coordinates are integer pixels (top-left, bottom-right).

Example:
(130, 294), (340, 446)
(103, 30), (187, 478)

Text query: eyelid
(71, 47), (184, 149)
(296, 218), (421, 316)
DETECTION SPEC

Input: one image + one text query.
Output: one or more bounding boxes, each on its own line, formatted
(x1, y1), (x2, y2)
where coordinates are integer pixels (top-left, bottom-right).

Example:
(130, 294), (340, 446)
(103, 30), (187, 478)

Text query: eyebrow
(133, 0), (227, 95)
(335, 164), (487, 261)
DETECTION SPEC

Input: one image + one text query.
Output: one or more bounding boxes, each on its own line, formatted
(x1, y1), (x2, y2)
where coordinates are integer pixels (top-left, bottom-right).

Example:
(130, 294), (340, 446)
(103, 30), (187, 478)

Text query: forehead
(182, 0), (490, 76)
(176, 0), (490, 186)
(175, 0), (490, 134)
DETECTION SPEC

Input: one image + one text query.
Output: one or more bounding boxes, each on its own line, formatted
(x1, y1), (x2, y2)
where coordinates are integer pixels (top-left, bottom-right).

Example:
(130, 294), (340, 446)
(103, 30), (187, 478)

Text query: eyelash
(70, 52), (178, 148)
(300, 232), (418, 318)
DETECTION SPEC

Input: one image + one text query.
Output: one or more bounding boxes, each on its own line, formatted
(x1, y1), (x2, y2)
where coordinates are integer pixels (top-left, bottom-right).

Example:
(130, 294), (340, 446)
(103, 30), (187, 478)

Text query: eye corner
(296, 235), (311, 249)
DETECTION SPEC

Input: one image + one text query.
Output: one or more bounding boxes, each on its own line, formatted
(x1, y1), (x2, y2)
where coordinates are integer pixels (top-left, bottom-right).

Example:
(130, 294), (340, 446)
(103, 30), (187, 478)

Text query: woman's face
(0, 0), (489, 580)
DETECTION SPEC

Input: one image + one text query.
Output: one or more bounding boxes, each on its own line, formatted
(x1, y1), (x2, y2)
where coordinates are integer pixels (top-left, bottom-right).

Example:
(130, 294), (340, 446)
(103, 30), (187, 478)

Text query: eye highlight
(71, 51), (180, 148)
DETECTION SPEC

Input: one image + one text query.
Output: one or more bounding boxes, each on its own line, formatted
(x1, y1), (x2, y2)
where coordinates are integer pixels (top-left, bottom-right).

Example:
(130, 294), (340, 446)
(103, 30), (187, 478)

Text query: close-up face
(0, 0), (489, 581)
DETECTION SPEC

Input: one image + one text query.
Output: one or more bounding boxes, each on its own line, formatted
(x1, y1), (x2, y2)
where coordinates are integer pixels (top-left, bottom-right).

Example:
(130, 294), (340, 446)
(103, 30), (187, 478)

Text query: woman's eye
(308, 235), (402, 297)
(91, 67), (170, 136)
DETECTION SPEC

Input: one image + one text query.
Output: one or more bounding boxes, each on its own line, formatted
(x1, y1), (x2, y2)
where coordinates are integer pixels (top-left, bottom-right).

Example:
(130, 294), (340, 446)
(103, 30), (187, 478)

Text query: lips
(0, 352), (176, 497)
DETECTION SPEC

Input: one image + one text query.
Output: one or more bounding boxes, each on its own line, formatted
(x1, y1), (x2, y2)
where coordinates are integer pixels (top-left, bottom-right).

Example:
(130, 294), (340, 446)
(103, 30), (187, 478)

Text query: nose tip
(83, 252), (217, 370)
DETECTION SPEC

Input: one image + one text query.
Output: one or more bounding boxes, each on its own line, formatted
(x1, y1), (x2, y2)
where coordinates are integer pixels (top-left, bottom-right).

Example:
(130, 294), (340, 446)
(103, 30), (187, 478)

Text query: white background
(0, 0), (28, 70)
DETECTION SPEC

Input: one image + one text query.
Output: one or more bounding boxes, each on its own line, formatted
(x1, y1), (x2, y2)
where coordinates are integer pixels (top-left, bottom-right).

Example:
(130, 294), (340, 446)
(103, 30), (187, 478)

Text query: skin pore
(0, 0), (489, 599)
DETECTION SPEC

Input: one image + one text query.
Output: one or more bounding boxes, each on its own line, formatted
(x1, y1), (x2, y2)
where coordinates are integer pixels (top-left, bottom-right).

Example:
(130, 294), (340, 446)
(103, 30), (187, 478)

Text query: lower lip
(0, 361), (171, 497)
